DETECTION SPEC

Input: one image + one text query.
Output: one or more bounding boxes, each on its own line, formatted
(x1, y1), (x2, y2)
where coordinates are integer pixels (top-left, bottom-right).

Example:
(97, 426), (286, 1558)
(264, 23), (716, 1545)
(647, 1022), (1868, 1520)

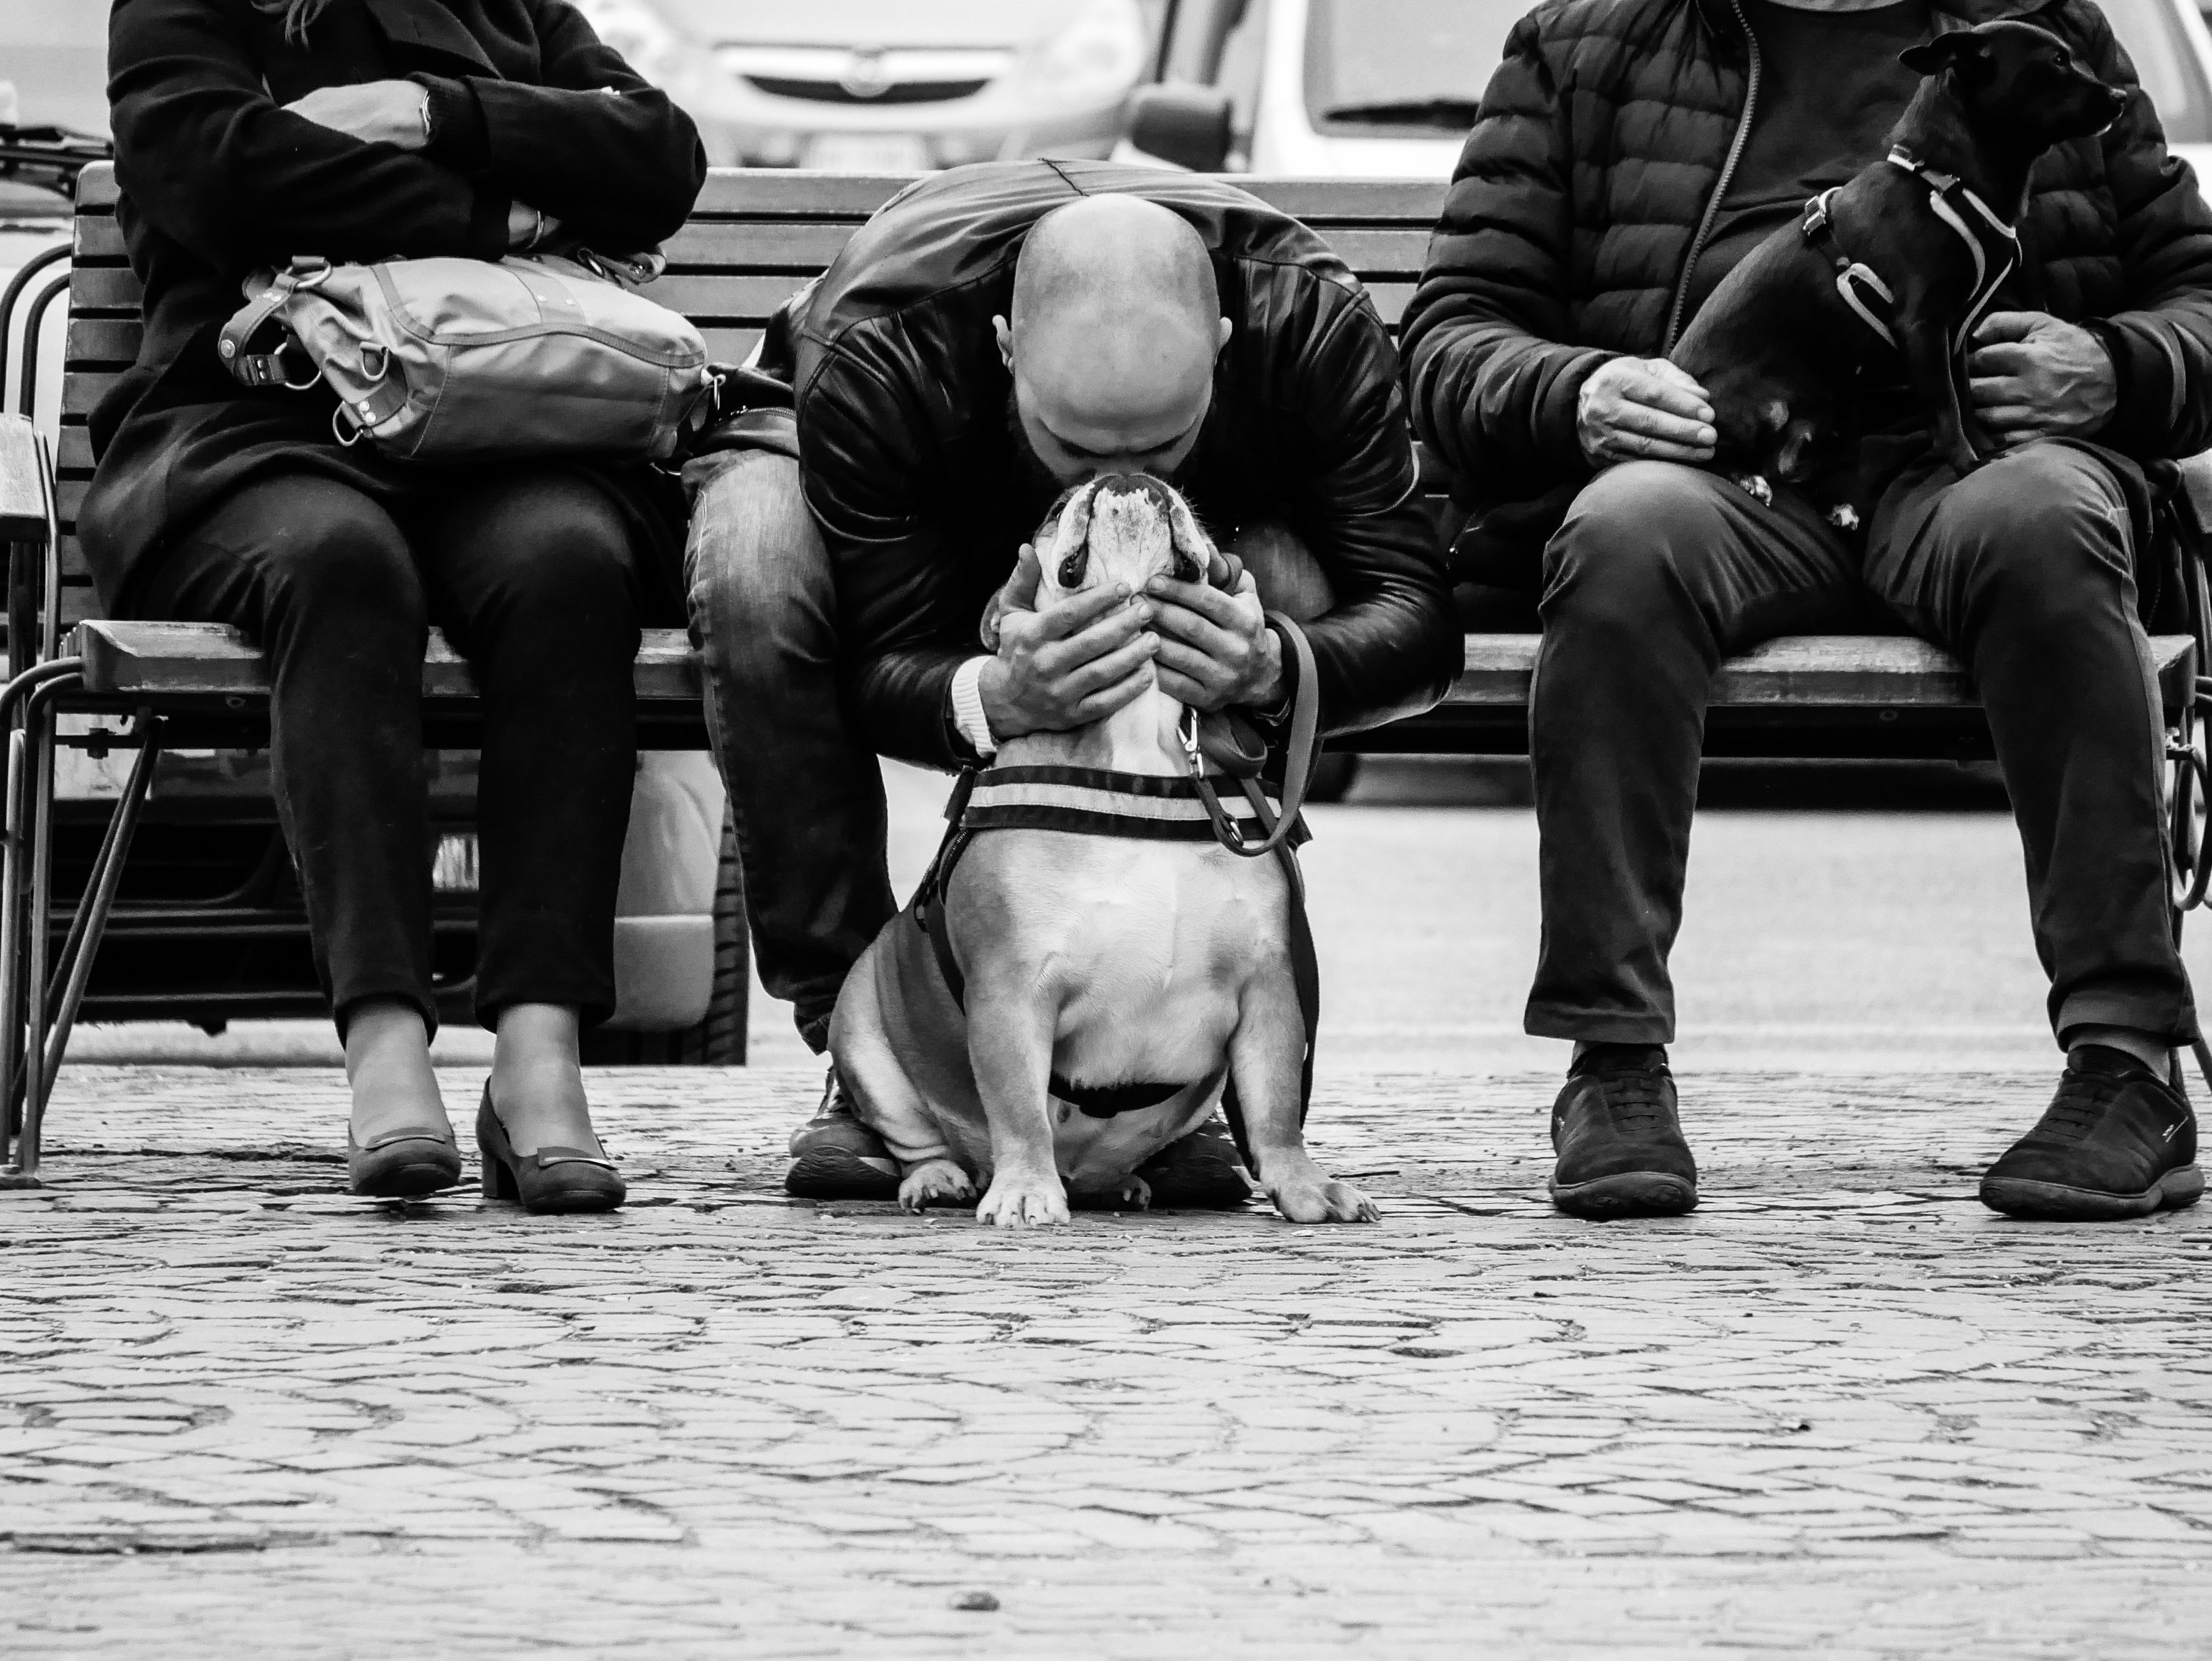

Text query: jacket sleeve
(1398, 15), (1613, 498)
(800, 351), (980, 772)
(108, 0), (509, 270)
(413, 0), (705, 250)
(1279, 286), (1462, 735)
(2069, 6), (2212, 458)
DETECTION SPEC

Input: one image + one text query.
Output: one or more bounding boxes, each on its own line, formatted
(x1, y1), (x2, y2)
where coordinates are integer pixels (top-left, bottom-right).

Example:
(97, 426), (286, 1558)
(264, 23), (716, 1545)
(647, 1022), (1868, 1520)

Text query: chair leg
(38, 718), (160, 1108)
(0, 728), (26, 1186)
(10, 677), (63, 1181)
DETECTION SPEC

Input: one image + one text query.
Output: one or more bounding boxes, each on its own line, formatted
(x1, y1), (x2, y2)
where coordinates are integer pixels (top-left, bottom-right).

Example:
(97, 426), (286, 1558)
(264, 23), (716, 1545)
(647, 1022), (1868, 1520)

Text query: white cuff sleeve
(950, 656), (998, 759)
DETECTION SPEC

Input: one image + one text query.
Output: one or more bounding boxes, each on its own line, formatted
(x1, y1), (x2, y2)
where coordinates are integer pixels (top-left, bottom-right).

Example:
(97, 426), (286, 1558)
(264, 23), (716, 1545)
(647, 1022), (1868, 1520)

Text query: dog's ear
(1901, 31), (1992, 78)
(1162, 488), (1219, 586)
(1047, 483), (1096, 589)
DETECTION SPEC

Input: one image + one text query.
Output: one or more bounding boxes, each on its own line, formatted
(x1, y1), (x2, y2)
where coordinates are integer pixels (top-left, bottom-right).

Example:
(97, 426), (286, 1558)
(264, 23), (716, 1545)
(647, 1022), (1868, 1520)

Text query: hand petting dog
(1967, 311), (2118, 447)
(1577, 357), (1719, 467)
(980, 528), (1279, 731)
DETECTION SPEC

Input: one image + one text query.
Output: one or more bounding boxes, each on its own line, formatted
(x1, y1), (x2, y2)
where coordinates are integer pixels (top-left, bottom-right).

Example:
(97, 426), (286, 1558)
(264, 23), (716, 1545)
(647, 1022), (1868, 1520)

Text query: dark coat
(1400, 0), (2212, 571)
(82, 0), (707, 612)
(790, 160), (1462, 772)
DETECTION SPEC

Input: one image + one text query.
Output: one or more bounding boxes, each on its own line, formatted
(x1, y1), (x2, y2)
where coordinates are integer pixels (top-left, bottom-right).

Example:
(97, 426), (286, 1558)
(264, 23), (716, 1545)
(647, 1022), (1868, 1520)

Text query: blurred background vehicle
(1125, 0), (2212, 187)
(571, 0), (1168, 169)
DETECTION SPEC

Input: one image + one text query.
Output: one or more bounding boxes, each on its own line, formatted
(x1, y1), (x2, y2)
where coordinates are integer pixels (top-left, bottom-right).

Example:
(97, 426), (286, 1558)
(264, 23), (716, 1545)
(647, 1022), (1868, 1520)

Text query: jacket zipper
(1662, 0), (1763, 355)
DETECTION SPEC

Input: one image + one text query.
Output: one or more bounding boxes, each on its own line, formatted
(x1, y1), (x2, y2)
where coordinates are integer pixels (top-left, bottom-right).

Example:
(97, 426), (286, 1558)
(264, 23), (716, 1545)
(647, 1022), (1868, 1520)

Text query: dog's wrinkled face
(1035, 473), (1219, 605)
(1901, 22), (2130, 146)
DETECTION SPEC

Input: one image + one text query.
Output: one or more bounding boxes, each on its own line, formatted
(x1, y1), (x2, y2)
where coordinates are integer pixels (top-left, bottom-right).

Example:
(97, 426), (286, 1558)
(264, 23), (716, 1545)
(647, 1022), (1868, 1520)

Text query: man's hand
(1969, 311), (2117, 447)
(283, 81), (431, 150)
(977, 551), (1157, 739)
(1144, 563), (1281, 713)
(1577, 357), (1717, 467)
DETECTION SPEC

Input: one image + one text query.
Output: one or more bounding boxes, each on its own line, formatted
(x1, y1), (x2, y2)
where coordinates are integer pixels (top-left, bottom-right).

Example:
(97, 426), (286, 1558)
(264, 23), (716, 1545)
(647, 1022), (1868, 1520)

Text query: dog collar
(958, 763), (1306, 845)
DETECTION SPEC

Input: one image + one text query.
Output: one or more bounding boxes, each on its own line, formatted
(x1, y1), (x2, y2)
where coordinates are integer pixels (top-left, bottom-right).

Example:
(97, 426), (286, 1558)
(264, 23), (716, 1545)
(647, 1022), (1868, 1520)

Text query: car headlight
(570, 0), (685, 86)
(1023, 0), (1150, 108)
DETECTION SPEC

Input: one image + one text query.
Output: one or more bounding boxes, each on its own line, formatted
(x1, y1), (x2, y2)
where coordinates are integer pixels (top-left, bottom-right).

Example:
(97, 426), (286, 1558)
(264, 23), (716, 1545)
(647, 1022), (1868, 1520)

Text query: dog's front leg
(1230, 973), (1379, 1225)
(965, 977), (1072, 1229)
(1895, 307), (1982, 474)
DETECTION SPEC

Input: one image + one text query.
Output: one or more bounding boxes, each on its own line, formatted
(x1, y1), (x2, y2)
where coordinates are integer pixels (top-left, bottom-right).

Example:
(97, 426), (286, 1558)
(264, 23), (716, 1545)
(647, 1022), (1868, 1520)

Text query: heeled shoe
(476, 1084), (626, 1213)
(346, 1122), (462, 1198)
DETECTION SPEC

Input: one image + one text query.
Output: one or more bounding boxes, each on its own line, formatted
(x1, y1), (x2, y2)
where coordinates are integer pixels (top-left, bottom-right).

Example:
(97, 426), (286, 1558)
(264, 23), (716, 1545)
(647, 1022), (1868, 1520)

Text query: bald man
(684, 160), (1459, 1201)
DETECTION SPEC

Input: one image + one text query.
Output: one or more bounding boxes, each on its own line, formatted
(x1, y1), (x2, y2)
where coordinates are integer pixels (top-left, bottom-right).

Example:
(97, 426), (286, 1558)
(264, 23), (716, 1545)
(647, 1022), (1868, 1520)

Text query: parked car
(571, 0), (1166, 169)
(1128, 0), (2212, 188)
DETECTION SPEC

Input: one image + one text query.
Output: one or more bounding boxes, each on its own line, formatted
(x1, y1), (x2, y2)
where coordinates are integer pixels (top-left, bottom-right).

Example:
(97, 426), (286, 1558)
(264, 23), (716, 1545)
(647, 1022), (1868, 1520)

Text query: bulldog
(827, 472), (1379, 1229)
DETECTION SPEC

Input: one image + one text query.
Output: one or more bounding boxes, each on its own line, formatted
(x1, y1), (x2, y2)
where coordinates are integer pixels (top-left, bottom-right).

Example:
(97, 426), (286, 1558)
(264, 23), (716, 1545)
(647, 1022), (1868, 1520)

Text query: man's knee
(482, 483), (637, 616)
(1934, 444), (2134, 611)
(1543, 462), (1740, 628)
(685, 448), (833, 640)
(1233, 521), (1334, 621)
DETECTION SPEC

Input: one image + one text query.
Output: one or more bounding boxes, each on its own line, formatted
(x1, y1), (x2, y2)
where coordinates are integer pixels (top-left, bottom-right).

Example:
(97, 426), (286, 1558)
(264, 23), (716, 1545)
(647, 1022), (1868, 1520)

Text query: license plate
(803, 132), (929, 172)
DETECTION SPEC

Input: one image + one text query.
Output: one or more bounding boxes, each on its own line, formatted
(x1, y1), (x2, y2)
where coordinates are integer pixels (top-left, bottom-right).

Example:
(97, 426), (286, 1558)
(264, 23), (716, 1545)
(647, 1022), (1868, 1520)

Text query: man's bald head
(996, 195), (1231, 483)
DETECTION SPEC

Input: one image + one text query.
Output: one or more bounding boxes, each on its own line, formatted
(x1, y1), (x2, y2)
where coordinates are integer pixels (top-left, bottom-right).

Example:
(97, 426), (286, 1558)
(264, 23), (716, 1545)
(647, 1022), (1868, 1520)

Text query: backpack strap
(216, 258), (330, 391)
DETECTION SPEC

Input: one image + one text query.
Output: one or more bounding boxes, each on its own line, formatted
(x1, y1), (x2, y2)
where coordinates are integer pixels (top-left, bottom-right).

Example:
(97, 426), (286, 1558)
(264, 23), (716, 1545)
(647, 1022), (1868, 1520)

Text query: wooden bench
(1, 162), (2208, 1184)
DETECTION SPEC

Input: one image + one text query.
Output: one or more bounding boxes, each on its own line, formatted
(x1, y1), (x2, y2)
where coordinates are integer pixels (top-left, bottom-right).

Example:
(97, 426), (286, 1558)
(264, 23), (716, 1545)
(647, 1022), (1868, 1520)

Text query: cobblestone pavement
(4, 1062), (2211, 1658)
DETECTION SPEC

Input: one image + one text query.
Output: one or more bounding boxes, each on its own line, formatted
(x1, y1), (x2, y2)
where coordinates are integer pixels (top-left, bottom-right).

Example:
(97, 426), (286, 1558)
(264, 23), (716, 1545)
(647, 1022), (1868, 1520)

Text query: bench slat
(1, 416), (46, 543)
(76, 621), (2192, 715)
(1445, 633), (2197, 709)
(73, 162), (1452, 227)
(76, 621), (704, 701)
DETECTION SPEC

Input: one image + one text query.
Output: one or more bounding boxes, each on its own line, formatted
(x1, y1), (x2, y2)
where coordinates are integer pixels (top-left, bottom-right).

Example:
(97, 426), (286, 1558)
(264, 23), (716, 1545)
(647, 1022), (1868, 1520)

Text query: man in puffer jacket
(1401, 0), (2212, 1221)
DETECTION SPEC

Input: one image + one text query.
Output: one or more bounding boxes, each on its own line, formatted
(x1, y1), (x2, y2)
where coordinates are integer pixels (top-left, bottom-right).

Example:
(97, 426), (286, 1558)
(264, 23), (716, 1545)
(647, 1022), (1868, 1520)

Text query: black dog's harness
(908, 615), (1323, 1157)
(1799, 146), (2020, 354)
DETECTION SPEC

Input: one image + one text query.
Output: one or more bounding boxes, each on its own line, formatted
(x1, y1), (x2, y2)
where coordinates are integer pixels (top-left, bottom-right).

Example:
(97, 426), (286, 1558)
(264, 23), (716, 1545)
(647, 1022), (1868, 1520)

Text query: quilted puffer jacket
(1400, 0), (2212, 563)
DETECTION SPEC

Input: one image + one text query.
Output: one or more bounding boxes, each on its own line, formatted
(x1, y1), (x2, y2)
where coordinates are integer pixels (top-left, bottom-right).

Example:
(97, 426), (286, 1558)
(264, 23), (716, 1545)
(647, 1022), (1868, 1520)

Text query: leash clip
(1178, 705), (1205, 778)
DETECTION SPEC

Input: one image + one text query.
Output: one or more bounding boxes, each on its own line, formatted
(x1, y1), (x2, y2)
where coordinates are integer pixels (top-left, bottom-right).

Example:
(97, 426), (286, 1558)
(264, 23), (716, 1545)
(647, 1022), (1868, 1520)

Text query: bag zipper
(1662, 0), (1762, 355)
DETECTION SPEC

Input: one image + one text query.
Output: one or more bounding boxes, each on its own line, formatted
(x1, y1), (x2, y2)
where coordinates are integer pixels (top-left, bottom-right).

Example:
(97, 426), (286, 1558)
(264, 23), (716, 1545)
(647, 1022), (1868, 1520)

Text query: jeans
(129, 467), (650, 1035)
(685, 448), (1333, 1051)
(1529, 442), (2195, 1049)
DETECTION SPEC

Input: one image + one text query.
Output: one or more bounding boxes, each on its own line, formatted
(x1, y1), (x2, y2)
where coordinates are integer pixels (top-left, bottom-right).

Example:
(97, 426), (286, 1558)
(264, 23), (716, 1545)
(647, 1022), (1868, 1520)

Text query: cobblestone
(1, 1062), (2209, 1657)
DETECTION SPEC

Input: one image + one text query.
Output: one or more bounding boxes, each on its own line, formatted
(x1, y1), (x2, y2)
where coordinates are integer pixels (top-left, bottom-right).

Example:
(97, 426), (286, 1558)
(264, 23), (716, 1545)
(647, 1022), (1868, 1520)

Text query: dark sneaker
(784, 1068), (900, 1199)
(1137, 1116), (1253, 1208)
(1549, 1044), (1698, 1218)
(1980, 1045), (2204, 1220)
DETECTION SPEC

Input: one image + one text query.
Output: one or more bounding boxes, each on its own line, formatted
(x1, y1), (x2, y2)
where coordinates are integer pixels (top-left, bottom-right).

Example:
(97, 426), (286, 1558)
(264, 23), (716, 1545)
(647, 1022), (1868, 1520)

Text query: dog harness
(907, 763), (1319, 1128)
(1799, 147), (2020, 355)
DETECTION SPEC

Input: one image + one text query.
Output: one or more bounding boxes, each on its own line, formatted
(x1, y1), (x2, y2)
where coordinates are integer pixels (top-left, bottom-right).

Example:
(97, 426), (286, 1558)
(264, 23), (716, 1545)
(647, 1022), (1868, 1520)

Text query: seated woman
(80, 0), (708, 1210)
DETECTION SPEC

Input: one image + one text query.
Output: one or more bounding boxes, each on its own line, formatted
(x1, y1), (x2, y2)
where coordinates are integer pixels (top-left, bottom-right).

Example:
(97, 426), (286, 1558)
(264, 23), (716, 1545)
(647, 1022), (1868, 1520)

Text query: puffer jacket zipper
(1662, 0), (1763, 355)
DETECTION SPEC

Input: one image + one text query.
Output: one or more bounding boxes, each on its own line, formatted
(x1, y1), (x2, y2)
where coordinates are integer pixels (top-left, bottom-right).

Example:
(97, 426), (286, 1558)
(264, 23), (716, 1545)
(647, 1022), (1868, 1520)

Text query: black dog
(1673, 21), (2129, 490)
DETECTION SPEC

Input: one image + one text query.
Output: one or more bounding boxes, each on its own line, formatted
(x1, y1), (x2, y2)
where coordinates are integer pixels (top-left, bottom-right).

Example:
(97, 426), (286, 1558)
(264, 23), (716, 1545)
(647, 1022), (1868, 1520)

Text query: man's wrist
(951, 656), (999, 758)
(1240, 629), (1287, 714)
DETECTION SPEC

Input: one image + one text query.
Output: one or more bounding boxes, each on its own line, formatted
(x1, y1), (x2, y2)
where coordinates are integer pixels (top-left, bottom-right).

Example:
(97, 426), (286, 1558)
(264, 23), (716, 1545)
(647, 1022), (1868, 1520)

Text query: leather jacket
(786, 159), (1461, 770)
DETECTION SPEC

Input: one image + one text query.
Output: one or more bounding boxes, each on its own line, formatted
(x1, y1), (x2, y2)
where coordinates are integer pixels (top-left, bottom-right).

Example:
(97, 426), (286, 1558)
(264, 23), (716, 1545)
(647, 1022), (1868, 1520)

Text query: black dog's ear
(1901, 32), (1991, 76)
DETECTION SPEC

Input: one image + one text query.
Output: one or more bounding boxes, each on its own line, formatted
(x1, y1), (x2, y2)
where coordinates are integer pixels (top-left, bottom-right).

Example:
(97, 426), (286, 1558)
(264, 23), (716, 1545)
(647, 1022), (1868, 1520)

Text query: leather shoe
(1980, 1045), (2203, 1220)
(1549, 1044), (1698, 1218)
(346, 1123), (461, 1198)
(476, 1084), (625, 1213)
(785, 1067), (900, 1199)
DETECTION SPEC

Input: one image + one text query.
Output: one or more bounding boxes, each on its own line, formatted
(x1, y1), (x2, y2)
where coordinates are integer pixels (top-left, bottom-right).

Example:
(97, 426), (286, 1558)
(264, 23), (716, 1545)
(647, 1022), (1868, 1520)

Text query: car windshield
(1302, 0), (1528, 133)
(1303, 0), (2212, 143)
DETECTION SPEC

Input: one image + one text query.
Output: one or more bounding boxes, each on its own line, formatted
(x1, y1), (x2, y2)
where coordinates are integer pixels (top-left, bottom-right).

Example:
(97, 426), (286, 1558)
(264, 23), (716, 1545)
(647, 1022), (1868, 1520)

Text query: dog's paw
(1729, 473), (1773, 508)
(974, 1170), (1072, 1229)
(1116, 1175), (1151, 1210)
(898, 1159), (976, 1213)
(1266, 1168), (1382, 1225)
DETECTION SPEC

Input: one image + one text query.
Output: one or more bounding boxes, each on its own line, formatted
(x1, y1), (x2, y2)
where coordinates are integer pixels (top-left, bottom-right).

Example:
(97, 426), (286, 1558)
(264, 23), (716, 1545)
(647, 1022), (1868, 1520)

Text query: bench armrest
(0, 415), (48, 546)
